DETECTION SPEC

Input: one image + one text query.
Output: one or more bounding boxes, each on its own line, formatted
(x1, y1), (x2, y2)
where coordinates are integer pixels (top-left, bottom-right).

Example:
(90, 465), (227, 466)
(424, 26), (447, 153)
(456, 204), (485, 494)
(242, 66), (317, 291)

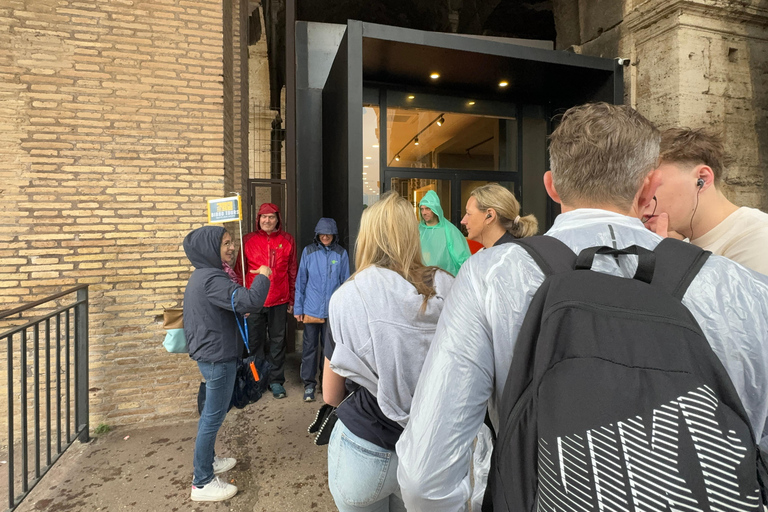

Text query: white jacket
(328, 265), (454, 427)
(396, 209), (768, 512)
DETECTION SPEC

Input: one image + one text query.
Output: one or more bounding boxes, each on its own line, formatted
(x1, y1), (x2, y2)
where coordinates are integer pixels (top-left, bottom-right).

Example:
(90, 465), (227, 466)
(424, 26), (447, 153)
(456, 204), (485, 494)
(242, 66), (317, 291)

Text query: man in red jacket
(239, 203), (297, 398)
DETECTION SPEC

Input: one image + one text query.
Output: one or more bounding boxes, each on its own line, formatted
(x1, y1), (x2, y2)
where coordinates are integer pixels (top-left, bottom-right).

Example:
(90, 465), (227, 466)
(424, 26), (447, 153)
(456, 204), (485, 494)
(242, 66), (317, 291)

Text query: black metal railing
(0, 285), (89, 511)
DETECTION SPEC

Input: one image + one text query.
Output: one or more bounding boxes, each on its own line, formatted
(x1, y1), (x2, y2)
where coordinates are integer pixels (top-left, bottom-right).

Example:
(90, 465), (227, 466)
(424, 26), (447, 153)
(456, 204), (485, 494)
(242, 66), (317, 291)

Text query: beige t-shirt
(691, 207), (768, 276)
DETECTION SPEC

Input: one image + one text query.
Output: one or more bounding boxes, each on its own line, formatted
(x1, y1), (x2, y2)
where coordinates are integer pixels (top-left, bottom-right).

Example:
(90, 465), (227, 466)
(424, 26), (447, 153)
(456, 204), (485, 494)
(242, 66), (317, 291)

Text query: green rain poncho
(418, 190), (471, 276)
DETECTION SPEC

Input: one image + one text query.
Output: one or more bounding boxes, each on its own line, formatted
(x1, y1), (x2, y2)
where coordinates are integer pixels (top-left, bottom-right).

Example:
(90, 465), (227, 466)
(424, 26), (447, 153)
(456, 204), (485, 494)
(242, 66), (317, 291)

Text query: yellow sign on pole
(207, 196), (242, 223)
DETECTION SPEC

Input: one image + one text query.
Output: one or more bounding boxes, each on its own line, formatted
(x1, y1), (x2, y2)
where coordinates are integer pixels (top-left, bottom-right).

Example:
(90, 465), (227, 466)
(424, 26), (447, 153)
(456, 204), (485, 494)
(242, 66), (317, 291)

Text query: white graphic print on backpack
(538, 385), (760, 512)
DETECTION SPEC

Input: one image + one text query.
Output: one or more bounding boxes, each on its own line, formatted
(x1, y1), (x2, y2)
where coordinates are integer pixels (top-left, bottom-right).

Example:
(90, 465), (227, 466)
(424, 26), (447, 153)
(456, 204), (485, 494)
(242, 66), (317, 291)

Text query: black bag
(484, 236), (766, 511)
(308, 390), (356, 446)
(230, 355), (271, 409)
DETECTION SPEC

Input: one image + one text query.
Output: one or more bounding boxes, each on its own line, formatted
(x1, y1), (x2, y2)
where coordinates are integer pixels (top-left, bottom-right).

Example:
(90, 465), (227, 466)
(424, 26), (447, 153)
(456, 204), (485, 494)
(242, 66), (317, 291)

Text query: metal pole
(75, 288), (89, 443)
(233, 192), (247, 285)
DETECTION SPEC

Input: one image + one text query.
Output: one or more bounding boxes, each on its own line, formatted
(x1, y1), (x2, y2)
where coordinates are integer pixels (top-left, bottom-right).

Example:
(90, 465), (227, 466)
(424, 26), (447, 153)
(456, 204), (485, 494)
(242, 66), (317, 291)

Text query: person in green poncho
(418, 190), (472, 276)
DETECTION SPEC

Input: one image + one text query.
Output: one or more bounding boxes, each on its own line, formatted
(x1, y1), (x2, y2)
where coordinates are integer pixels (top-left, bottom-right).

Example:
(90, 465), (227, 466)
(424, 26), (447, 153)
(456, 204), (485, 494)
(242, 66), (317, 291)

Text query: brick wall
(0, 0), (245, 428)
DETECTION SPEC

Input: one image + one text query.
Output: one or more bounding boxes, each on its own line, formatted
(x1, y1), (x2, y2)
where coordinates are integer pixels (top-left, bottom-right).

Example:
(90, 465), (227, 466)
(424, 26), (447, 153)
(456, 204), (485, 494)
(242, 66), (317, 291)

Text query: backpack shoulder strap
(512, 236), (577, 277)
(650, 238), (711, 300)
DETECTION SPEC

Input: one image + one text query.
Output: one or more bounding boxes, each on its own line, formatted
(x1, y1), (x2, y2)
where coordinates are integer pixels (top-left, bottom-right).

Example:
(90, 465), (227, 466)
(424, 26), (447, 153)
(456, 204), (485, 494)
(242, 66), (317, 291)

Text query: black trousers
(246, 303), (288, 385)
(300, 322), (326, 387)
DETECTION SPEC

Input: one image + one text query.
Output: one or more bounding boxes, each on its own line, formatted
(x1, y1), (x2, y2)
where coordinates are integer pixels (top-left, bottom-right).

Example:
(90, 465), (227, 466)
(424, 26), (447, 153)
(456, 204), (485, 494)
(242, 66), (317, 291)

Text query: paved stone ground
(11, 353), (337, 512)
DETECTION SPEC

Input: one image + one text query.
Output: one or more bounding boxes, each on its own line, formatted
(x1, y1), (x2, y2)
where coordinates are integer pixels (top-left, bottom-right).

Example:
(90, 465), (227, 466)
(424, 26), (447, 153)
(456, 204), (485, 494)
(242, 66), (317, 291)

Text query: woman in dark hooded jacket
(183, 226), (271, 502)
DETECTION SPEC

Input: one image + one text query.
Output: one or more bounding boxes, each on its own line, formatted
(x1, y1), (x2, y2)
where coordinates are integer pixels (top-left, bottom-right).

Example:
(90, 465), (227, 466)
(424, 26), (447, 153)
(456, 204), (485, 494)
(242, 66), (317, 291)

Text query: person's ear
(695, 164), (714, 191)
(543, 171), (561, 204)
(637, 167), (662, 211)
(485, 208), (496, 222)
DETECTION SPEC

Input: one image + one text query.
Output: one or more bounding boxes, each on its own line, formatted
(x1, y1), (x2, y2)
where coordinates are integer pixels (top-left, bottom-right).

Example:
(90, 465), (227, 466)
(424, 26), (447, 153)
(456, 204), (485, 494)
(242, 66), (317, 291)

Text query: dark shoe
(270, 383), (286, 399)
(303, 385), (315, 402)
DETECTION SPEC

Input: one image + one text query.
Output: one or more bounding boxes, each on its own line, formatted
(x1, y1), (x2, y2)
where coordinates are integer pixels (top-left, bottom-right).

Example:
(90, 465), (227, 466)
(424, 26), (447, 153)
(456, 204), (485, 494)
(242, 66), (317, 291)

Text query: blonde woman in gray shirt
(323, 191), (454, 512)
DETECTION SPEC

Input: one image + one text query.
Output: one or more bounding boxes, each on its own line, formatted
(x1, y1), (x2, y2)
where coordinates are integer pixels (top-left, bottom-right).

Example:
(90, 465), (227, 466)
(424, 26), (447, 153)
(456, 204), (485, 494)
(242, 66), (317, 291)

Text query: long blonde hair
(471, 183), (538, 238)
(354, 191), (438, 310)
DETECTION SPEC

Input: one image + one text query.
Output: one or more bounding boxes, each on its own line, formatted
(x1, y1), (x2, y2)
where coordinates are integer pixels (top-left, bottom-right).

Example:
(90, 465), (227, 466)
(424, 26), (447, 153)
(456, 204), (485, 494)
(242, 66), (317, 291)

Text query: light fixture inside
(395, 155), (401, 161)
(499, 80), (509, 87)
(372, 144), (379, 148)
(366, 156), (372, 160)
(437, 116), (445, 127)
(414, 137), (419, 146)
(363, 165), (369, 168)
(407, 95), (415, 99)
(468, 101), (475, 106)
(429, 72), (440, 80)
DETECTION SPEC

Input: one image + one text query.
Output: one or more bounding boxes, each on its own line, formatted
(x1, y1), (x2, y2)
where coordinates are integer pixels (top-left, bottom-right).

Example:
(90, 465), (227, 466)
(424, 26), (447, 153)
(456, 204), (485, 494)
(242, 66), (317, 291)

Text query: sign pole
(233, 193), (246, 286)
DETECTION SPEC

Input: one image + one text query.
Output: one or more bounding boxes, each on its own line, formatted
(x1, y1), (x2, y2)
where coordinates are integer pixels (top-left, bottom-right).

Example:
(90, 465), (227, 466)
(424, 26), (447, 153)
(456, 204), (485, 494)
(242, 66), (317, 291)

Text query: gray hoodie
(328, 266), (454, 427)
(183, 226), (270, 362)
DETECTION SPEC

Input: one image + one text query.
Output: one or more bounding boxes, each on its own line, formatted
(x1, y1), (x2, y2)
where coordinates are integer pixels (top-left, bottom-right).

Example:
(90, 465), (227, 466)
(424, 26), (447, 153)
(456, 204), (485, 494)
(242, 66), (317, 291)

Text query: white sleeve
(397, 256), (494, 512)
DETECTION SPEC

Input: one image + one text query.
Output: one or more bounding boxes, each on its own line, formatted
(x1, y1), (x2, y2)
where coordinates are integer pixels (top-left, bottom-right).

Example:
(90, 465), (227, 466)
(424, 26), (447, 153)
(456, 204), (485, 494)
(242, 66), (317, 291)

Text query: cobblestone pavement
(14, 353), (337, 512)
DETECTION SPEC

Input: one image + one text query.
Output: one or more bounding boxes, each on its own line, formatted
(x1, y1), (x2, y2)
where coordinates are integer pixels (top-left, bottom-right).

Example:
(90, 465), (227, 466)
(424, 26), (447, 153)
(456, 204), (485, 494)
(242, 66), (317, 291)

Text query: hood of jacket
(183, 226), (225, 269)
(418, 190), (445, 226)
(314, 217), (339, 246)
(256, 203), (283, 233)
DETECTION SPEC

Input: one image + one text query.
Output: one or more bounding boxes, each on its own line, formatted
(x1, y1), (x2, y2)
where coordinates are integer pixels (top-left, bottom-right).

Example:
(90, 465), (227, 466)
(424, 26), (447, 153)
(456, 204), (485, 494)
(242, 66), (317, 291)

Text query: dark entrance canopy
(295, 20), (623, 252)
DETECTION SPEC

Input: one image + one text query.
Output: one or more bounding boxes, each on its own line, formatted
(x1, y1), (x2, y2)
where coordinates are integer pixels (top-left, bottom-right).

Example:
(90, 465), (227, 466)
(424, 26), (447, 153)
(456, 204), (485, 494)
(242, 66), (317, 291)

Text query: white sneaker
(191, 476), (238, 502)
(213, 456), (236, 474)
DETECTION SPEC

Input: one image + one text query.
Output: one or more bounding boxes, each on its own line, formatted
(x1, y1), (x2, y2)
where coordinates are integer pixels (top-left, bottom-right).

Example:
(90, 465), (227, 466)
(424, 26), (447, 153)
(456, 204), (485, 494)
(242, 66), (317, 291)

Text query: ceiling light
(395, 155), (400, 161)
(372, 144), (379, 148)
(437, 116), (445, 126)
(408, 95), (415, 100)
(499, 80), (509, 87)
(468, 101), (475, 106)
(364, 165), (369, 168)
(414, 137), (419, 146)
(430, 73), (440, 80)
(363, 172), (367, 175)
(366, 156), (372, 160)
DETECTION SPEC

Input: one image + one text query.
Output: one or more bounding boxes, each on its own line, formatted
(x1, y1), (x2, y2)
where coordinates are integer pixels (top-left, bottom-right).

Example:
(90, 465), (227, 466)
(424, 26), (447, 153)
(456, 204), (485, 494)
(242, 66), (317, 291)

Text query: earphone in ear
(486, 213), (492, 219)
(696, 178), (705, 188)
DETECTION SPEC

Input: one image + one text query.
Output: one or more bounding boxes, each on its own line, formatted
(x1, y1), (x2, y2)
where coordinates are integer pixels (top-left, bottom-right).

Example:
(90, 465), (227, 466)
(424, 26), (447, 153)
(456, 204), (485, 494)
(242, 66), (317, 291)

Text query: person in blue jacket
(294, 218), (350, 402)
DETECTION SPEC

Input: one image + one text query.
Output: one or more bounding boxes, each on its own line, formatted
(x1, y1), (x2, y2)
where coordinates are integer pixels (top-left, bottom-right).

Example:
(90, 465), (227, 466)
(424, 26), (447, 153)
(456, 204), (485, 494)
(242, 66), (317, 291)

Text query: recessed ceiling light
(408, 95), (415, 99)
(430, 73), (440, 80)
(499, 80), (509, 87)
(372, 144), (379, 148)
(468, 101), (475, 106)
(366, 156), (372, 160)
(364, 165), (369, 168)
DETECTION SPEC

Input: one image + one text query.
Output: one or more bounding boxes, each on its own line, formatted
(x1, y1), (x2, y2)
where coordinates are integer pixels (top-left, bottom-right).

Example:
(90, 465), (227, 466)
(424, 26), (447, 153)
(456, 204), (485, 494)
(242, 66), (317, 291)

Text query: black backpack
(483, 236), (766, 512)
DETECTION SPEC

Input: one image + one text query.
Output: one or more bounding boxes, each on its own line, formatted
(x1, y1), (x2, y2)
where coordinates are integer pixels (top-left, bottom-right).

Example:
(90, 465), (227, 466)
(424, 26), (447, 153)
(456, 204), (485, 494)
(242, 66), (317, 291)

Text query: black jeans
(300, 322), (327, 387)
(246, 303), (288, 385)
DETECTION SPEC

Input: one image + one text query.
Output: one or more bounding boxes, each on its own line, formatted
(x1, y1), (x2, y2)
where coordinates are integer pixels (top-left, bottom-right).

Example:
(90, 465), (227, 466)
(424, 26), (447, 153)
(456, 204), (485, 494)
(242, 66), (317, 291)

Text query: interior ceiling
(388, 112), (497, 165)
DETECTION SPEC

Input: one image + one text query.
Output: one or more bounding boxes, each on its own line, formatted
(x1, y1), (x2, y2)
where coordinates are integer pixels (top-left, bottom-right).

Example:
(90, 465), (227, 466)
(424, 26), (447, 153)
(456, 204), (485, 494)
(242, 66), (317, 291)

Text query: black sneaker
(303, 385), (315, 402)
(270, 383), (286, 399)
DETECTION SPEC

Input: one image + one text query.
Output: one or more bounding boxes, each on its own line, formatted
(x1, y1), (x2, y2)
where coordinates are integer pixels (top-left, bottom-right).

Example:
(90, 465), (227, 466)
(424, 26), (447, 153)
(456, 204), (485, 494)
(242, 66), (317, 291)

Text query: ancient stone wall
(563, 0), (768, 209)
(0, 0), (237, 428)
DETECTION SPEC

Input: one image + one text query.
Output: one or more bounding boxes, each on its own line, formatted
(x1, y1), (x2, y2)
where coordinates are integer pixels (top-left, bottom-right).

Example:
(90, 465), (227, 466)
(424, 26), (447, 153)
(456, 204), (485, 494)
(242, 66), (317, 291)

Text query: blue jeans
(300, 322), (327, 386)
(327, 419), (406, 512)
(193, 360), (236, 486)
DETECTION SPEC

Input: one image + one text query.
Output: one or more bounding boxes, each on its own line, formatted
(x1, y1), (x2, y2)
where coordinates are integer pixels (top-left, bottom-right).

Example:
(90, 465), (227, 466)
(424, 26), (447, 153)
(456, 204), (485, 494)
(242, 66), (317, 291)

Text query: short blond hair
(549, 102), (660, 210)
(471, 183), (538, 238)
(354, 192), (439, 310)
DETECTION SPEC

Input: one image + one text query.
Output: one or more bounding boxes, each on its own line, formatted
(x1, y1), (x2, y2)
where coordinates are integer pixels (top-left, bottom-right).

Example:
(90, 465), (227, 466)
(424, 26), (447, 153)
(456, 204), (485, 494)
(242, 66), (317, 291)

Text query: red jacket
(238, 203), (297, 307)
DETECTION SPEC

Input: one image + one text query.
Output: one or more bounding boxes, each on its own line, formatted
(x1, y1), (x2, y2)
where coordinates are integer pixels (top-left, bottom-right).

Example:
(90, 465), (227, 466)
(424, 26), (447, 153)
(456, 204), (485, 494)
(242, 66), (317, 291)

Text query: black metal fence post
(75, 287), (89, 444)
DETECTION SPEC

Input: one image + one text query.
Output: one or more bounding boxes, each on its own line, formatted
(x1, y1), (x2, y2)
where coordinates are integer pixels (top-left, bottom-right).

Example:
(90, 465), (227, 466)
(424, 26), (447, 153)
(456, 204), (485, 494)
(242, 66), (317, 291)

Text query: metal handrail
(0, 285), (88, 321)
(2, 286), (89, 511)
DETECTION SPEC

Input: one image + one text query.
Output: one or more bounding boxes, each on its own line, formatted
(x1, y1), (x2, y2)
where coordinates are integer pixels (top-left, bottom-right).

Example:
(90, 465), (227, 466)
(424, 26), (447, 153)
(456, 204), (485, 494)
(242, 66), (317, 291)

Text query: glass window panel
(390, 178), (452, 223)
(387, 107), (514, 171)
(363, 105), (381, 208)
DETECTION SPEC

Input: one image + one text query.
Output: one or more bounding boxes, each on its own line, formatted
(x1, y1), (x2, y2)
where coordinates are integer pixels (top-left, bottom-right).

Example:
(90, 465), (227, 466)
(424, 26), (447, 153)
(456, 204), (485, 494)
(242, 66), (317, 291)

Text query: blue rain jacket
(294, 218), (350, 319)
